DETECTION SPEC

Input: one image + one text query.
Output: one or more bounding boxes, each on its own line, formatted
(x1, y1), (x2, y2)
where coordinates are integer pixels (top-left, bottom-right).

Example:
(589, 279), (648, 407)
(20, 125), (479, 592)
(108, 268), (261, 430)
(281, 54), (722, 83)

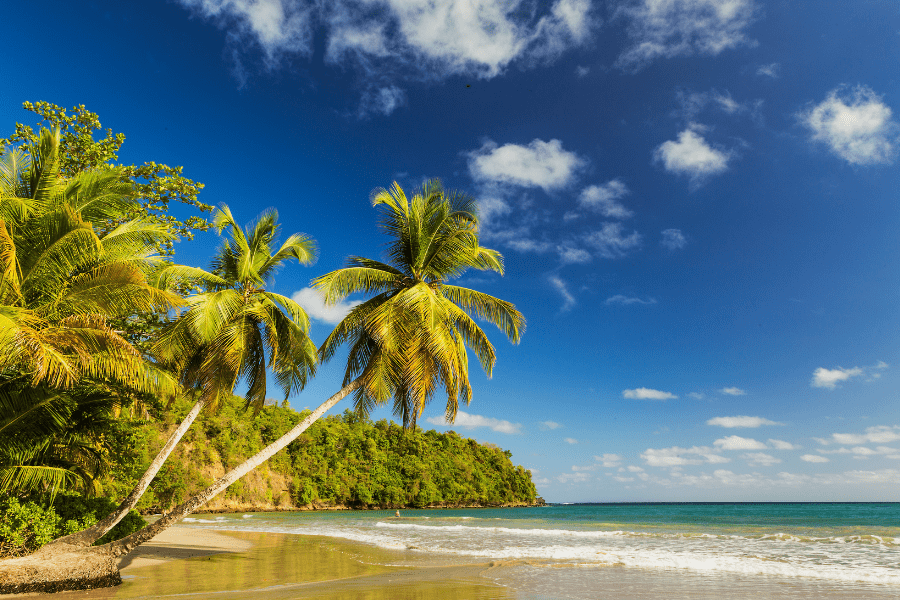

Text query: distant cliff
(100, 395), (538, 513)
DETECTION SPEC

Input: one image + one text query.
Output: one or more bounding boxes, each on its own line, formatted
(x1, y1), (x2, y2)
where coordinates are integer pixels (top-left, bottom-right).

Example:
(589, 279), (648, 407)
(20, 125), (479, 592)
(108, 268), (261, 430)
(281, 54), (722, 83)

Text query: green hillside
(101, 395), (538, 513)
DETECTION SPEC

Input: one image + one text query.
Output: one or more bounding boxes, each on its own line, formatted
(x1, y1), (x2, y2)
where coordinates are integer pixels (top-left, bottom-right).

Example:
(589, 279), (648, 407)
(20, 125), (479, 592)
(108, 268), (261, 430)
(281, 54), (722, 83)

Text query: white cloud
(800, 85), (898, 165)
(768, 439), (800, 450)
(613, 475), (635, 482)
(575, 65), (590, 77)
(606, 295), (657, 306)
(660, 228), (687, 250)
(557, 470), (591, 483)
(676, 90), (747, 120)
(584, 223), (642, 259)
(719, 387), (746, 396)
(627, 465), (645, 473)
(801, 454), (829, 463)
(426, 410), (522, 434)
(468, 139), (586, 191)
(741, 452), (780, 466)
(292, 287), (362, 324)
(616, 0), (758, 71)
(357, 85), (407, 117)
(595, 453), (623, 467)
(756, 62), (779, 78)
(549, 275), (576, 312)
(688, 392), (705, 400)
(179, 0), (314, 59)
(641, 445), (729, 467)
(540, 421), (562, 430)
(564, 437), (579, 444)
(623, 388), (677, 401)
(557, 246), (592, 264)
(578, 180), (633, 218)
(831, 426), (900, 446)
(181, 0), (594, 80)
(811, 366), (863, 389)
(655, 128), (731, 183)
(707, 415), (782, 428)
(811, 361), (887, 389)
(714, 435), (767, 451)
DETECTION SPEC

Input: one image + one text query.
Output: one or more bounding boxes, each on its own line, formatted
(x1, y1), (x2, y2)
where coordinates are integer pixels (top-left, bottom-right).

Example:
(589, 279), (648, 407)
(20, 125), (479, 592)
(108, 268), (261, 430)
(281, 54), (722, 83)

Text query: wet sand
(41, 528), (512, 600)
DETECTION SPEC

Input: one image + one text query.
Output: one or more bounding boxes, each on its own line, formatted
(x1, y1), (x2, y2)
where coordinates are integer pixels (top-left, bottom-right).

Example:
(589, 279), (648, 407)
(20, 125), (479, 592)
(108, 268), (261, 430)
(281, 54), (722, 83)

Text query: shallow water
(175, 503), (900, 597)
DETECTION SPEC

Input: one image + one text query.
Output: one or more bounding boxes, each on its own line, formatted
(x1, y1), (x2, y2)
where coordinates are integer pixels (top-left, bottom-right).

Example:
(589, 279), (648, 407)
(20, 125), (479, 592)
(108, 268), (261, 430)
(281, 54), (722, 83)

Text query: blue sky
(3, 0), (900, 502)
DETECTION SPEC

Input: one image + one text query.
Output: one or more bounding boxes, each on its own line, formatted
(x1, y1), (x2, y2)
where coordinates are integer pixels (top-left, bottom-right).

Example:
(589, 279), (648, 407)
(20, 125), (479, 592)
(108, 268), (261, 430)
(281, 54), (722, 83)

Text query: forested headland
(102, 395), (538, 513)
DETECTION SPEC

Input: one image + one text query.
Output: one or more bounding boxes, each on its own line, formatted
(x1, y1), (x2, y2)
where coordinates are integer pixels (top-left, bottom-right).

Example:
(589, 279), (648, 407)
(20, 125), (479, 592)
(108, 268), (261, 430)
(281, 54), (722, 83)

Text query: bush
(0, 493), (146, 558)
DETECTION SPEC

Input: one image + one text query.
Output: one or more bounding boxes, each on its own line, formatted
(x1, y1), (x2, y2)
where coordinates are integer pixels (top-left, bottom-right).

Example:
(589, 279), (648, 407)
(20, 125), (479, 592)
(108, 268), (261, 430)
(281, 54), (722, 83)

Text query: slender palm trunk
(101, 379), (361, 557)
(51, 398), (207, 547)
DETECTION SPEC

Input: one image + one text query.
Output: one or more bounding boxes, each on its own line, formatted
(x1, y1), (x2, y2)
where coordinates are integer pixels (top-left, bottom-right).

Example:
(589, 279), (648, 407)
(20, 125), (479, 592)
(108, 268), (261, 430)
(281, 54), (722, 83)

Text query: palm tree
(0, 128), (182, 498)
(52, 204), (319, 547)
(98, 179), (524, 557)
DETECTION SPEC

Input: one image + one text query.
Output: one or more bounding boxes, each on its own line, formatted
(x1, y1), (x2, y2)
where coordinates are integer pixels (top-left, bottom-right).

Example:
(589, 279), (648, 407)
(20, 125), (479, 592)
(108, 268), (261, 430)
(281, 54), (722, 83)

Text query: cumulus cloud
(741, 452), (780, 466)
(800, 85), (898, 165)
(549, 275), (576, 312)
(557, 246), (592, 264)
(707, 416), (782, 428)
(180, 0), (594, 81)
(292, 287), (362, 324)
(468, 139), (586, 191)
(595, 453), (623, 467)
(623, 388), (678, 401)
(768, 439), (800, 450)
(831, 426), (900, 446)
(578, 180), (633, 218)
(540, 421), (562, 430)
(564, 437), (579, 444)
(801, 454), (829, 463)
(811, 362), (886, 389)
(714, 435), (768, 451)
(641, 445), (729, 467)
(606, 295), (656, 306)
(584, 223), (642, 258)
(357, 85), (407, 117)
(719, 387), (746, 396)
(616, 0), (758, 71)
(660, 228), (687, 250)
(655, 128), (731, 184)
(557, 470), (591, 483)
(426, 410), (522, 434)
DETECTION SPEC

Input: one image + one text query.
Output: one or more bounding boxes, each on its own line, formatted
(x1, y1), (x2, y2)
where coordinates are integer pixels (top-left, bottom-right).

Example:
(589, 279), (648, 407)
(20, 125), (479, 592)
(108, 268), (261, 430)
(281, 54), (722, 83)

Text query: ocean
(179, 503), (900, 599)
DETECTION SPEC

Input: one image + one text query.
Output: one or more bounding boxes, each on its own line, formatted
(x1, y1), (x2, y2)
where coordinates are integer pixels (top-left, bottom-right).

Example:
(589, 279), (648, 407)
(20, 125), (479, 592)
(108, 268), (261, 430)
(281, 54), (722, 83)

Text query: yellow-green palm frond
(100, 217), (177, 266)
(312, 261), (401, 303)
(62, 166), (136, 223)
(439, 285), (525, 344)
(0, 221), (22, 304)
(153, 264), (227, 292)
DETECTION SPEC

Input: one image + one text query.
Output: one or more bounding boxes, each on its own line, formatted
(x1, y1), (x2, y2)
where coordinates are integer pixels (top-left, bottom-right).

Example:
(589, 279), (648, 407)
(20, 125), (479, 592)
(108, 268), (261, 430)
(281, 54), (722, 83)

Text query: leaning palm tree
(98, 179), (524, 558)
(51, 204), (319, 547)
(0, 128), (182, 498)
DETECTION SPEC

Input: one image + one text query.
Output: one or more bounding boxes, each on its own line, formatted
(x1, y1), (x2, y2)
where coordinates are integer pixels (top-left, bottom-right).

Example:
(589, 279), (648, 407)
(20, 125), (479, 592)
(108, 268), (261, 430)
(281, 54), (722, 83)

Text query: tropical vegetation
(0, 102), (529, 593)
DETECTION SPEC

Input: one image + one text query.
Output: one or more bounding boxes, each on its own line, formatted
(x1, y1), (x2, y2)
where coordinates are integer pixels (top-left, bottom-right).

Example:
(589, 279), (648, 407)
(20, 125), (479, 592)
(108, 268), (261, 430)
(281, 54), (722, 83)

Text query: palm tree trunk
(101, 379), (361, 557)
(51, 397), (207, 547)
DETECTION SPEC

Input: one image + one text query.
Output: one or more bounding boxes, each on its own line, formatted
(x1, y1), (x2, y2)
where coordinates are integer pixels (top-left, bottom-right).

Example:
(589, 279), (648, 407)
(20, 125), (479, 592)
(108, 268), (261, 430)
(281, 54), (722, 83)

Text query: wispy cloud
(578, 180), (633, 218)
(623, 388), (677, 400)
(660, 228), (687, 250)
(584, 223), (642, 258)
(615, 0), (758, 71)
(564, 437), (579, 444)
(719, 387), (747, 396)
(292, 287), (362, 324)
(426, 410), (522, 434)
(539, 421), (562, 430)
(654, 127), (731, 185)
(357, 85), (407, 117)
(830, 425), (900, 446)
(801, 454), (829, 463)
(641, 445), (729, 467)
(768, 439), (800, 450)
(741, 452), (780, 466)
(606, 295), (657, 306)
(595, 453), (623, 467)
(549, 275), (576, 311)
(756, 62), (779, 78)
(707, 416), (782, 428)
(800, 85), (898, 165)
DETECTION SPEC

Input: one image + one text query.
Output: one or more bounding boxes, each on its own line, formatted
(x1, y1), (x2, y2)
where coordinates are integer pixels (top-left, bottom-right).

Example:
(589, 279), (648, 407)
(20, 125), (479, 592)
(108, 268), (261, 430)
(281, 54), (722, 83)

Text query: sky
(3, 0), (899, 502)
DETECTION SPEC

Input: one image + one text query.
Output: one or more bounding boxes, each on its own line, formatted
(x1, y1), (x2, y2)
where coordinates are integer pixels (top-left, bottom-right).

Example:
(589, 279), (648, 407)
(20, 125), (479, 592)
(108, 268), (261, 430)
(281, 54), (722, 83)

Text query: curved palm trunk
(51, 398), (207, 547)
(102, 379), (361, 557)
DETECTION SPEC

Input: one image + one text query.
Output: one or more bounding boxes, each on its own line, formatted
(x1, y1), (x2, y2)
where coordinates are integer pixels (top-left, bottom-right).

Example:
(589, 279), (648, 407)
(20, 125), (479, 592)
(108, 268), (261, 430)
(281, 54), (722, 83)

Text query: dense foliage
(0, 493), (144, 558)
(100, 395), (536, 512)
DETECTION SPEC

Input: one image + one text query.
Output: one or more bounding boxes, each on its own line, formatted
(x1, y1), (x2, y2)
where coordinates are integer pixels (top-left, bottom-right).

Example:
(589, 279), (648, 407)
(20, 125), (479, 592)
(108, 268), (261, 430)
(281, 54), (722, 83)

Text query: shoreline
(185, 500), (545, 514)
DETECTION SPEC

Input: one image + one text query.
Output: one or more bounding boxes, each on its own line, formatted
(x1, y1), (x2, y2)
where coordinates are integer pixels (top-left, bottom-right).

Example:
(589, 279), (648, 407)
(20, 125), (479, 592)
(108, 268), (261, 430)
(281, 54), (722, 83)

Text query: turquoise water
(182, 503), (900, 596)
